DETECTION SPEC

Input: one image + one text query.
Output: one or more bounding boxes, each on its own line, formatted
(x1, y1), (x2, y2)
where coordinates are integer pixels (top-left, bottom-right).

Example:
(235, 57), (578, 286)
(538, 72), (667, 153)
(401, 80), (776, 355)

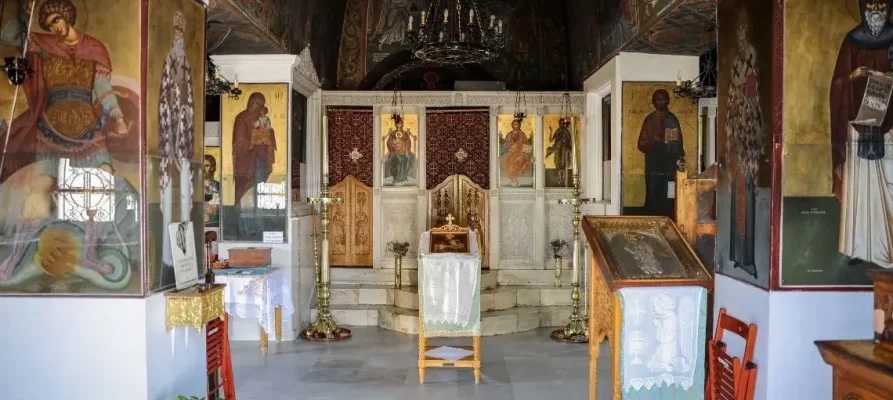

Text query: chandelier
(404, 0), (506, 65)
(206, 56), (242, 100)
(674, 47), (717, 103)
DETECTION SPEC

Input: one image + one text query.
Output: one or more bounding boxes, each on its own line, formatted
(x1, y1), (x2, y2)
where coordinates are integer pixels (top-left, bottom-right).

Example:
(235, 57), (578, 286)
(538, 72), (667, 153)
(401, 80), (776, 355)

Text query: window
(256, 181), (287, 210)
(57, 158), (116, 222)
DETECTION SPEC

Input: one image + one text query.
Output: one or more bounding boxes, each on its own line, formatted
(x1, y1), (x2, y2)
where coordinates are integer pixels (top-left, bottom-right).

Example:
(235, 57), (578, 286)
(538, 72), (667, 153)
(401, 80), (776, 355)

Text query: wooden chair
(675, 162), (718, 249)
(206, 315), (236, 400)
(417, 214), (482, 384)
(707, 307), (758, 400)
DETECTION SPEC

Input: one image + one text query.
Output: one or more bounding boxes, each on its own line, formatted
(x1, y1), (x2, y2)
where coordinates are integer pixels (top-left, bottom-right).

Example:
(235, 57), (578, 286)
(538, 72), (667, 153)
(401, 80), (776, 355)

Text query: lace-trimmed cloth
(418, 231), (481, 338)
(215, 267), (294, 335)
(618, 286), (707, 395)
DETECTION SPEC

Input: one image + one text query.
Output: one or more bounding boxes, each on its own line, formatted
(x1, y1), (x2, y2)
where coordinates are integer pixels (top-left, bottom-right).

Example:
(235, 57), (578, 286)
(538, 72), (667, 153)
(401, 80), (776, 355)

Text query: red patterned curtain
(327, 107), (374, 187)
(426, 108), (490, 189)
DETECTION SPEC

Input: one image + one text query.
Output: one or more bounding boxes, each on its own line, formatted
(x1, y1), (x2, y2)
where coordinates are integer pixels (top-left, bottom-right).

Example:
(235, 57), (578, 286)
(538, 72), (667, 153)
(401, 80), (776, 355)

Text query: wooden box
(868, 269), (893, 351)
(228, 247), (272, 267)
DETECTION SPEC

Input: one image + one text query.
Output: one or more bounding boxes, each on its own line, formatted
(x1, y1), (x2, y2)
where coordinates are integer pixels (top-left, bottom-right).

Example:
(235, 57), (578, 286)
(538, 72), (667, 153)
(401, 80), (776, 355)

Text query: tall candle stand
(300, 174), (352, 341)
(551, 173), (592, 343)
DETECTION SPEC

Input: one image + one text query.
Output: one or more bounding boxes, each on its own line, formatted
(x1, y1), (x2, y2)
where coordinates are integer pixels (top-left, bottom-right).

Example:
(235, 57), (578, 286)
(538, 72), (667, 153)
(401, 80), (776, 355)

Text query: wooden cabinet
(816, 340), (893, 400)
(329, 175), (373, 267)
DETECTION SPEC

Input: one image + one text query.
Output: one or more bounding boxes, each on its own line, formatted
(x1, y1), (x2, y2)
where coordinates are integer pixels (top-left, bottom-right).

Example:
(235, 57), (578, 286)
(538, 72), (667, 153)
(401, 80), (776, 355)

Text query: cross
(445, 214), (455, 225)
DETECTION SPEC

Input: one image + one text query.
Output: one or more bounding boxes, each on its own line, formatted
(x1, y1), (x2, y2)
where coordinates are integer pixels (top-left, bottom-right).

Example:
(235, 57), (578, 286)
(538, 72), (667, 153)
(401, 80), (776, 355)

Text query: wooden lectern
(582, 216), (713, 400)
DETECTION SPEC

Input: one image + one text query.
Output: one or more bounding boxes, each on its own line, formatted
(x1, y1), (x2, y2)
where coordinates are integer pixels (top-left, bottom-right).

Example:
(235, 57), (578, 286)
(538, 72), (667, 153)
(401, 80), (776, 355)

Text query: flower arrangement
(550, 239), (568, 259)
(386, 241), (410, 258)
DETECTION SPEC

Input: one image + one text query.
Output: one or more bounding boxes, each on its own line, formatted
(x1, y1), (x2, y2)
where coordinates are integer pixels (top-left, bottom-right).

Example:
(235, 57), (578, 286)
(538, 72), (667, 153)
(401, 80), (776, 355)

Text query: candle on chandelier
(408, 15), (413, 30)
(439, 31), (444, 42)
(469, 9), (474, 23)
(233, 73), (239, 88)
(421, 11), (427, 24)
(497, 20), (502, 34)
(444, 9), (449, 23)
(489, 15), (495, 28)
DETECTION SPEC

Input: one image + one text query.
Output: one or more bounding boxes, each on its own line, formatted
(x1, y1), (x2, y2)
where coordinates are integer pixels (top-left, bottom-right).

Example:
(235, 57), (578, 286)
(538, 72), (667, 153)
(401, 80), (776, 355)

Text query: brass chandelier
(404, 0), (506, 65)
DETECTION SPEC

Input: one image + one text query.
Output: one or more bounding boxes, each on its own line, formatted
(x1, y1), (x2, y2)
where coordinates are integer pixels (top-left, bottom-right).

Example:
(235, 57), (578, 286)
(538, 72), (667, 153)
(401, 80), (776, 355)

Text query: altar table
(214, 267), (294, 354)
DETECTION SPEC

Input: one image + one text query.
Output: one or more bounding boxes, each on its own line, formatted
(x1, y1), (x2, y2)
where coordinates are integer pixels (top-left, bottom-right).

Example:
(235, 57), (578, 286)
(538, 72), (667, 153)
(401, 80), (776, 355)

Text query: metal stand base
(300, 310), (352, 342)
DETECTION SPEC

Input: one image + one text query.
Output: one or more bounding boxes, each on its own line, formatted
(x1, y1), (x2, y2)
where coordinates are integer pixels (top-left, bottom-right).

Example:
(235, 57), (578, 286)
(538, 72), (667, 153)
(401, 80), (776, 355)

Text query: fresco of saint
(830, 0), (893, 268)
(0, 0), (140, 292)
(500, 117), (533, 187)
(637, 89), (684, 217)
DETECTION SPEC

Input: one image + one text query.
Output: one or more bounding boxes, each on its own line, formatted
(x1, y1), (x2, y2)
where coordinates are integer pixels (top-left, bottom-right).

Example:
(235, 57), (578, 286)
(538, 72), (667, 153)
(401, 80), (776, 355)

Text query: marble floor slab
(231, 327), (613, 399)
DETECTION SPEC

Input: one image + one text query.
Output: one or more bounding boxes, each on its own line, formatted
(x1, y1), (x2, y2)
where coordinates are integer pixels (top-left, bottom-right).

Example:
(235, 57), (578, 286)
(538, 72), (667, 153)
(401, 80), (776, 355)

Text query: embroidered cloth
(214, 267), (294, 335)
(418, 252), (480, 336)
(618, 286), (706, 393)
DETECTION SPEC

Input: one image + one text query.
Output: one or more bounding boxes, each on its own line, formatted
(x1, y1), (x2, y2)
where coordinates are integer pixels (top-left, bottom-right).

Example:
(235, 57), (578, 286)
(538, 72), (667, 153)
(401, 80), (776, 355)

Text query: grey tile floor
(231, 327), (613, 400)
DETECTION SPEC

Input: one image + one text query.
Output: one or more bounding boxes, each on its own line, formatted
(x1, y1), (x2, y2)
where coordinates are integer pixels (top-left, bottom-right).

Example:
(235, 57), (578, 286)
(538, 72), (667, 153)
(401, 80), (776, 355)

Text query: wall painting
(204, 147), (221, 227)
(220, 83), (289, 242)
(145, 0), (207, 292)
(778, 0), (892, 287)
(381, 112), (419, 187)
(714, 0), (773, 289)
(620, 82), (698, 218)
(497, 114), (534, 187)
(543, 114), (581, 188)
(0, 0), (146, 295)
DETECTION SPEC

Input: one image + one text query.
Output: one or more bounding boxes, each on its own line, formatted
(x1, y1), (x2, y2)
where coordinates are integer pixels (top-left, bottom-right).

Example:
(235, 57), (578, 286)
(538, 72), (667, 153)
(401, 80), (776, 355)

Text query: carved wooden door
(329, 175), (373, 267)
(427, 174), (489, 267)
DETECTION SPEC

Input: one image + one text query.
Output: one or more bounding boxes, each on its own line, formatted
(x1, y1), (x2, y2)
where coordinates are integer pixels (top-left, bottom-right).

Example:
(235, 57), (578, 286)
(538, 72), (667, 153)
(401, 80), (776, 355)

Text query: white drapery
(214, 267), (294, 334)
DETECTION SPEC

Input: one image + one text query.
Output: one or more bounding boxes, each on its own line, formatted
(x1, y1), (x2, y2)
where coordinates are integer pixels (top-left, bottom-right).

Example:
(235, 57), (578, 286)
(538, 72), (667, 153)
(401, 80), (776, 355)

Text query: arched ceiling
(205, 0), (716, 90)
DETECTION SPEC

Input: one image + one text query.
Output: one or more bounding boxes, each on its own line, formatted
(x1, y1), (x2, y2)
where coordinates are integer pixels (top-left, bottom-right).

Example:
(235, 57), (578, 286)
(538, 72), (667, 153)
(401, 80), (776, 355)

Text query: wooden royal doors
(329, 175), (373, 267)
(428, 174), (489, 267)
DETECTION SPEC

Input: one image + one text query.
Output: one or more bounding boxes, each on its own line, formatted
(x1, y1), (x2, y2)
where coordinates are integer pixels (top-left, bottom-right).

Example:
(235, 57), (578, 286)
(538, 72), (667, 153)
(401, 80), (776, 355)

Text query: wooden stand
(675, 163), (717, 248)
(417, 215), (482, 384)
(417, 318), (482, 384)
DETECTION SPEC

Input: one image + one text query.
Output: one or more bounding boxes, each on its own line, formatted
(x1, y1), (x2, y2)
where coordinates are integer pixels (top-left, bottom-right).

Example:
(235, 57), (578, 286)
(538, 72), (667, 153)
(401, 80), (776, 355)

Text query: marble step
(497, 269), (575, 286)
(387, 285), (574, 311)
(329, 284), (389, 306)
(377, 305), (574, 336)
(329, 269), (499, 289)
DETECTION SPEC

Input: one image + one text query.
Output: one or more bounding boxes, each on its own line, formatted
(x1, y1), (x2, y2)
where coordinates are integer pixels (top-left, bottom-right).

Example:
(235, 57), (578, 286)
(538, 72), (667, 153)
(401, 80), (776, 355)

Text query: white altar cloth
(214, 267), (294, 335)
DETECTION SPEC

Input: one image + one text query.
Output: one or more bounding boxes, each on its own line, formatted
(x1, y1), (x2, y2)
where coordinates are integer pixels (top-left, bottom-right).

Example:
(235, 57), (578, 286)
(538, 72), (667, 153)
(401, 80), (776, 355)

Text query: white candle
(322, 116), (329, 176)
(233, 73), (239, 88)
(439, 31), (444, 41)
(421, 11), (426, 24)
(408, 16), (413, 30)
(469, 10), (474, 23)
(444, 9), (448, 23)
(497, 20), (503, 34)
(571, 130), (577, 175)
(489, 15), (495, 28)
(571, 240), (579, 283)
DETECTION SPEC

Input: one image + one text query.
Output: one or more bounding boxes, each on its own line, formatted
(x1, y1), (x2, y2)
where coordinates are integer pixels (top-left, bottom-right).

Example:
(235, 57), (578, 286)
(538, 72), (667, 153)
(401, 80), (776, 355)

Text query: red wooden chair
(707, 307), (758, 400)
(206, 315), (236, 400)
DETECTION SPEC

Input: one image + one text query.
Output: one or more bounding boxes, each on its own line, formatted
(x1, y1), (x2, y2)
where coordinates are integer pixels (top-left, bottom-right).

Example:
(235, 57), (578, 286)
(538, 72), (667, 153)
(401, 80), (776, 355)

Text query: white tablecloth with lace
(214, 267), (294, 340)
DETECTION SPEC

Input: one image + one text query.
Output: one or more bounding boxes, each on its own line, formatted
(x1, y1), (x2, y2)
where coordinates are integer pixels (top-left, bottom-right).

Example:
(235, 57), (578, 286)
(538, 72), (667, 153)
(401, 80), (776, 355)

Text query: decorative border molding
(322, 91), (584, 107)
(292, 45), (321, 96)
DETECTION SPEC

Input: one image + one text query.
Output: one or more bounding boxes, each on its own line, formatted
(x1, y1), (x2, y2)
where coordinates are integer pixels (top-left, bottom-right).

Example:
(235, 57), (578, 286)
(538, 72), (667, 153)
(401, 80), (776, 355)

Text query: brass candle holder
(301, 174), (352, 341)
(551, 173), (592, 343)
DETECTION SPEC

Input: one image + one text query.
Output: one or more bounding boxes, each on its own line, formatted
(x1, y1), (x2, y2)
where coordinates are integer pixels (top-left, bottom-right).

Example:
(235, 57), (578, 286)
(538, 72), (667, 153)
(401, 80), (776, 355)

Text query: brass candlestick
(551, 173), (592, 343)
(301, 174), (351, 341)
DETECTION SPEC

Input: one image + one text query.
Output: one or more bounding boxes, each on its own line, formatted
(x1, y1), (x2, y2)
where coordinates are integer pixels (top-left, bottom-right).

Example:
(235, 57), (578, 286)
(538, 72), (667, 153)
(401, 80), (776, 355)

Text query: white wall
(583, 52), (700, 214)
(0, 295), (206, 400)
(714, 275), (873, 400)
(766, 290), (871, 400)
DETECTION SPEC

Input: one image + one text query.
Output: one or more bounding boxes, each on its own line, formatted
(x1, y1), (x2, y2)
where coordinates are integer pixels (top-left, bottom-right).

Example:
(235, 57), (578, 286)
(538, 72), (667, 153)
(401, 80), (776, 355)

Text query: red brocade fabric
(327, 108), (374, 187)
(425, 109), (490, 189)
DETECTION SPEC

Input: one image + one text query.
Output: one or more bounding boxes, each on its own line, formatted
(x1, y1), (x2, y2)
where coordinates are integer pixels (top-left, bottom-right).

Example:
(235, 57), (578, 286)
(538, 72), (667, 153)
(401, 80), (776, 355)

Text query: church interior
(2, 0), (892, 399)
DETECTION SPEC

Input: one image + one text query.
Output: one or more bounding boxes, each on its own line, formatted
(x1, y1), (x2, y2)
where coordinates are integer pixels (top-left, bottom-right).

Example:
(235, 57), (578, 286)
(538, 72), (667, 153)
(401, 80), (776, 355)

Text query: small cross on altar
(445, 214), (455, 225)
